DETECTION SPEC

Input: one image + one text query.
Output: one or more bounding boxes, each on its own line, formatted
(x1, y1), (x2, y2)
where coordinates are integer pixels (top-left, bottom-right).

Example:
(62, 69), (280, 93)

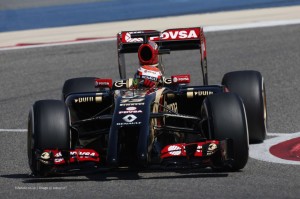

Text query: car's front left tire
(28, 100), (71, 176)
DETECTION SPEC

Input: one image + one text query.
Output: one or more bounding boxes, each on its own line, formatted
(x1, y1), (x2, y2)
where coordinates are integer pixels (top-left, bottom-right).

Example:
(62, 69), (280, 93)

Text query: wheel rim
(262, 78), (268, 134)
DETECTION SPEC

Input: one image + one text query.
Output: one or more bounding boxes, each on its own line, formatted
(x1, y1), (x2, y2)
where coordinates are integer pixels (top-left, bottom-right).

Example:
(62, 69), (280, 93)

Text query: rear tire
(222, 70), (267, 143)
(62, 77), (98, 100)
(28, 100), (71, 176)
(201, 93), (249, 171)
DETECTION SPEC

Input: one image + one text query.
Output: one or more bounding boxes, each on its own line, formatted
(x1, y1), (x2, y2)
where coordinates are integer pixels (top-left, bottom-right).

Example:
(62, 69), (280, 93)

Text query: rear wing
(117, 27), (208, 85)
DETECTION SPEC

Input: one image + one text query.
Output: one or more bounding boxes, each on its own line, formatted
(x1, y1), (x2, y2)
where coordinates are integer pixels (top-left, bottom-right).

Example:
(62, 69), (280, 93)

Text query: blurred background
(1, 0), (300, 31)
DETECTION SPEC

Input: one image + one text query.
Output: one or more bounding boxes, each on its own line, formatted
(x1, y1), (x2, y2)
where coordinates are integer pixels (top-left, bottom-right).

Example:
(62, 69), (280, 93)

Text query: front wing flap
(160, 139), (233, 167)
(38, 149), (100, 166)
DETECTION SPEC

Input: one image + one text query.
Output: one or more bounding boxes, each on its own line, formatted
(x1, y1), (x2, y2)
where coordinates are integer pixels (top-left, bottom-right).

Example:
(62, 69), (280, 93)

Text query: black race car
(27, 27), (267, 176)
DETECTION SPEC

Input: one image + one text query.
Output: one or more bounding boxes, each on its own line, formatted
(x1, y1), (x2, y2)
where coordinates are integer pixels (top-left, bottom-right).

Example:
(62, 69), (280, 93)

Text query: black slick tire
(28, 100), (71, 176)
(222, 70), (267, 143)
(201, 93), (249, 171)
(62, 77), (98, 100)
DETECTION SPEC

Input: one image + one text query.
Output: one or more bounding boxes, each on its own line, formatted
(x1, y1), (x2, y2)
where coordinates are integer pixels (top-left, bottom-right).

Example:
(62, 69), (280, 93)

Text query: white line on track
(0, 129), (27, 132)
(267, 132), (291, 136)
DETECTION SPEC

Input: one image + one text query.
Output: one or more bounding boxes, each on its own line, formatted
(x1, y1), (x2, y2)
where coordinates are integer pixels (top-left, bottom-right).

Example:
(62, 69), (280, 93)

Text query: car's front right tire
(201, 93), (249, 171)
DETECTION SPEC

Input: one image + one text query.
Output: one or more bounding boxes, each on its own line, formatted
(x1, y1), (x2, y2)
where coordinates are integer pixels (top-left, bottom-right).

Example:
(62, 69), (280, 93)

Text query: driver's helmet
(133, 65), (162, 89)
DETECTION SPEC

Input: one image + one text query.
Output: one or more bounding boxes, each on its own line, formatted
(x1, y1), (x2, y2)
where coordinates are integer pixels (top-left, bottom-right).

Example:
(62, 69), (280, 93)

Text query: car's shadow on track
(1, 168), (230, 183)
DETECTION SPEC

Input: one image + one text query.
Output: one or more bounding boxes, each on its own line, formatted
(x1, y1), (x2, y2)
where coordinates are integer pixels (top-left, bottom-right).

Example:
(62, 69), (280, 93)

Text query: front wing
(35, 139), (232, 174)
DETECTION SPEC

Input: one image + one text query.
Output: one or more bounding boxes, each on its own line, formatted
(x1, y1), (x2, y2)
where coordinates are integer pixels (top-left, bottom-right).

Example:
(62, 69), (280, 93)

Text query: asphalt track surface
(1, 25), (300, 198)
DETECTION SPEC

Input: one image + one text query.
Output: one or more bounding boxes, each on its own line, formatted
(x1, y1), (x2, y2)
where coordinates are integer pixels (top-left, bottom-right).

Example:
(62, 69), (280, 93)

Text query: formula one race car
(27, 27), (267, 176)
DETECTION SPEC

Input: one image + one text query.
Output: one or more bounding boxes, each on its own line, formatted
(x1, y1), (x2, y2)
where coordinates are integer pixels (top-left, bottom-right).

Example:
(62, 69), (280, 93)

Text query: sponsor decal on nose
(123, 114), (137, 123)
